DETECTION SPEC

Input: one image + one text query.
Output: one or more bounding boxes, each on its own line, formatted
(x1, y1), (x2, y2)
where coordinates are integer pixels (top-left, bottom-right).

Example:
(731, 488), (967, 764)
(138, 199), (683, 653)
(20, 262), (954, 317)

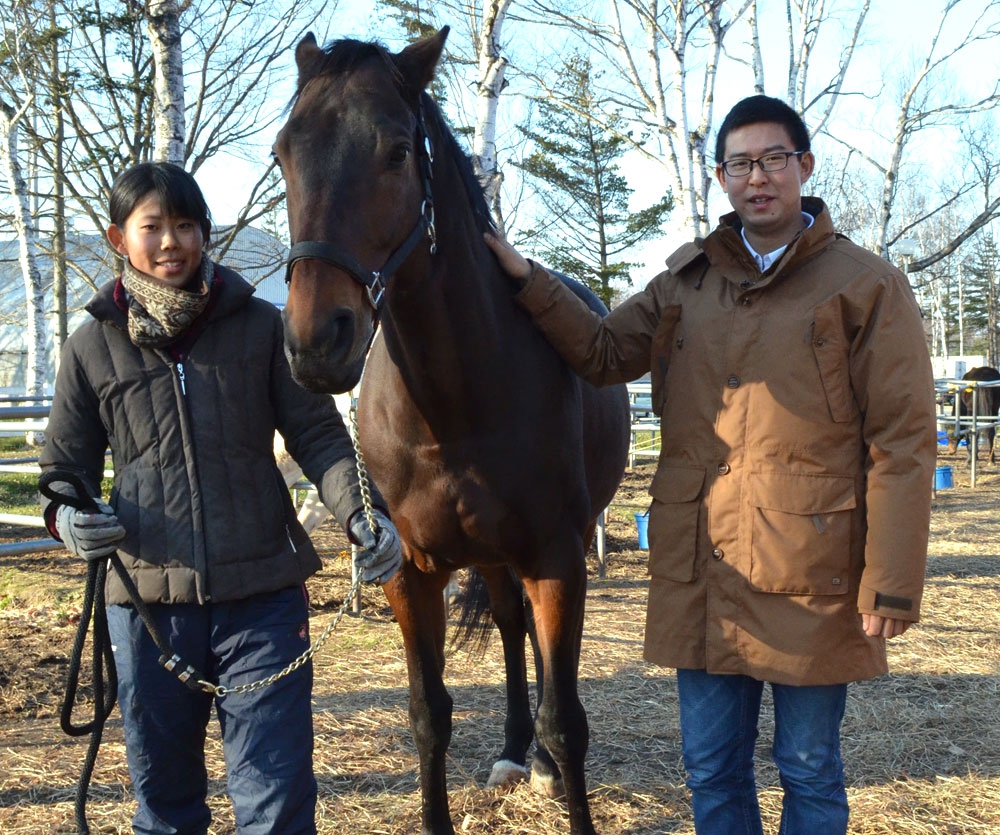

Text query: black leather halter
(284, 97), (438, 314)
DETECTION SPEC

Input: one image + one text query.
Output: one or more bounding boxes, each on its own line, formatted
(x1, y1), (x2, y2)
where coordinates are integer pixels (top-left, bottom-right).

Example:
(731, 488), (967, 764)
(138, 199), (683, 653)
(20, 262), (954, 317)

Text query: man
(485, 95), (936, 835)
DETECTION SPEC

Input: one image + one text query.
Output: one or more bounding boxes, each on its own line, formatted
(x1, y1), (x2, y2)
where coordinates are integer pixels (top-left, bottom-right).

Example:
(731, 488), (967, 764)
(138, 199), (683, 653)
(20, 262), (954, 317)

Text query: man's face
(716, 122), (814, 252)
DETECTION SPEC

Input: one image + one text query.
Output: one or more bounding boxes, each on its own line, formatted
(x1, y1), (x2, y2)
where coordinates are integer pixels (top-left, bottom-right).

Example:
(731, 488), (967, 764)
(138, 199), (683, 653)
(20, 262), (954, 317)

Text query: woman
(40, 161), (401, 834)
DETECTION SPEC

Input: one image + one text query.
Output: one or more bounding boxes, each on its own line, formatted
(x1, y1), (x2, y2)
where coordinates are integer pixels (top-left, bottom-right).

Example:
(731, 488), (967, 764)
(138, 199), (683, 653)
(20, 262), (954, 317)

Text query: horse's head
(273, 28), (448, 393)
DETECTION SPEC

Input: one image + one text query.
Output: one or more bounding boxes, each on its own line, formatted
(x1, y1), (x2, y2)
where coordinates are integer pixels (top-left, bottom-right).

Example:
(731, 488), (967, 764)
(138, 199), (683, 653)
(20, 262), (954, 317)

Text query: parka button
(712, 548), (724, 560)
(727, 375), (740, 388)
(717, 462), (731, 475)
(742, 296), (752, 306)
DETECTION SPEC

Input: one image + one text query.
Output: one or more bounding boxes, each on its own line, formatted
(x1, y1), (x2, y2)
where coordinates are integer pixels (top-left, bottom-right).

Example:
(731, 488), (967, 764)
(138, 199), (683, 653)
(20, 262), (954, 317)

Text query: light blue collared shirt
(741, 212), (815, 272)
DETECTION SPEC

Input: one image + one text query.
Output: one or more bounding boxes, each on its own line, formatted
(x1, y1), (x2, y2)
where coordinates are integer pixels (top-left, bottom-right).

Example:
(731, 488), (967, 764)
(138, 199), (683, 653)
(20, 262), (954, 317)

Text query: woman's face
(106, 192), (205, 288)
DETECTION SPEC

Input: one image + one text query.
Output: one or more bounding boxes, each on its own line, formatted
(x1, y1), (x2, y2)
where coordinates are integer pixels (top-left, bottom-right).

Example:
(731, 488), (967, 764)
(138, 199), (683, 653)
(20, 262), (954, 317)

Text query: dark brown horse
(273, 28), (630, 835)
(947, 366), (1000, 463)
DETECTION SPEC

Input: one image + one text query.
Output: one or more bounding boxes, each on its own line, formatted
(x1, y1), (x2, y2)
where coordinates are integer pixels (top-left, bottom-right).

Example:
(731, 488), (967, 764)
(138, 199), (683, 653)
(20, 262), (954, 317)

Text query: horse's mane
(418, 92), (497, 235)
(290, 37), (496, 235)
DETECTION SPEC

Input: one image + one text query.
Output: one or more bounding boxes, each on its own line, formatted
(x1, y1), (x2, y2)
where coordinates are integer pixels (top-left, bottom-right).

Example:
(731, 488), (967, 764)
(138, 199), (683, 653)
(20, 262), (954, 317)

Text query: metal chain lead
(202, 570), (361, 697)
(199, 401), (372, 698)
(349, 401), (380, 535)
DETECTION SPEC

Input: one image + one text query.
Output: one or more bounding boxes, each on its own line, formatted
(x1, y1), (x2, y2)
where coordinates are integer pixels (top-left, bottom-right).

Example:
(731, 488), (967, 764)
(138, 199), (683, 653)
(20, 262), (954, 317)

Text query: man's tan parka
(515, 199), (937, 686)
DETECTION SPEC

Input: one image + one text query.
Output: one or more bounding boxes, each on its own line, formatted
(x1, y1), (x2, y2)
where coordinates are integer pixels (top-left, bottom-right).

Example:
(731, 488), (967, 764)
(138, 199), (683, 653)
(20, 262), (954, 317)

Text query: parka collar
(704, 197), (836, 289)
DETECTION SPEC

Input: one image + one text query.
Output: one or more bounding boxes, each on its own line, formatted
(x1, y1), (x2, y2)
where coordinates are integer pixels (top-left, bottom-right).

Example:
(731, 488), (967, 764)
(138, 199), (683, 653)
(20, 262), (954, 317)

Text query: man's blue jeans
(107, 586), (316, 835)
(676, 669), (849, 835)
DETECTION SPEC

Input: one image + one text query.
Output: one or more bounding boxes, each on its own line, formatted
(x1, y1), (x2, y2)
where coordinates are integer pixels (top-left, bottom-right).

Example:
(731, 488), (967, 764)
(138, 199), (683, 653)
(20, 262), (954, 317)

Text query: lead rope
(201, 402), (376, 697)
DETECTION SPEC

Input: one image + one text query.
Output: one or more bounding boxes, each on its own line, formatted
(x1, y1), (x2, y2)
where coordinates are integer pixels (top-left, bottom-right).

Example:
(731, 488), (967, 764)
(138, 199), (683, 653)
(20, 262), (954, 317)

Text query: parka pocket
(650, 305), (682, 416)
(811, 303), (856, 423)
(749, 472), (856, 595)
(646, 464), (705, 583)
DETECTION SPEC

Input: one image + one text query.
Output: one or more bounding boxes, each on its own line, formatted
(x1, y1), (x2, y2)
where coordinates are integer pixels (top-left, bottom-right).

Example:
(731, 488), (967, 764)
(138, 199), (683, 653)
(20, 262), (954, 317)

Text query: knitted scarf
(121, 257), (214, 348)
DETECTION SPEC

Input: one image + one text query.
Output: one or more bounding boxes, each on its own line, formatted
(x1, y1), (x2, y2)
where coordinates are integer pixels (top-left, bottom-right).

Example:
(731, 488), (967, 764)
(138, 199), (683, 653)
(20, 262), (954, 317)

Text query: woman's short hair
(109, 162), (213, 241)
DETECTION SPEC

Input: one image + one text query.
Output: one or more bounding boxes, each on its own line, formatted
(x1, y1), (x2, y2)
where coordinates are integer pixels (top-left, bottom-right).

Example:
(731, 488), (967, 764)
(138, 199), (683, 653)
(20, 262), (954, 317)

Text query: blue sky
(198, 0), (1000, 274)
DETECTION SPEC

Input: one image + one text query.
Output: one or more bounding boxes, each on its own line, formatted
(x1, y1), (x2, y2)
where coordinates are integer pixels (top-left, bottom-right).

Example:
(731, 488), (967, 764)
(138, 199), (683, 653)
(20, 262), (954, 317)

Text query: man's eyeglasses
(720, 151), (806, 178)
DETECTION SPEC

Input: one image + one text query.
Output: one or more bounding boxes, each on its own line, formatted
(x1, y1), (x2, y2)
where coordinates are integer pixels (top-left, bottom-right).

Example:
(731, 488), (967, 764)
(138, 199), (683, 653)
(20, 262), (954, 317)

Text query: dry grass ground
(2, 450), (999, 834)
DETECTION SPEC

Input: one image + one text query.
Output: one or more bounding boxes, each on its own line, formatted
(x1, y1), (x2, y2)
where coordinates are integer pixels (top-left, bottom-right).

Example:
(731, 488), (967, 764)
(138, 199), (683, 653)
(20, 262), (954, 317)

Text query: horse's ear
(395, 26), (450, 93)
(295, 32), (324, 83)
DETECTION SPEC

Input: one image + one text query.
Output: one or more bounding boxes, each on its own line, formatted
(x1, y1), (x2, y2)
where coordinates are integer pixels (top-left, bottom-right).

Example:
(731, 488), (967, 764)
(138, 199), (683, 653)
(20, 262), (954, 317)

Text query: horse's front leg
(522, 535), (596, 835)
(383, 561), (455, 835)
(476, 565), (534, 788)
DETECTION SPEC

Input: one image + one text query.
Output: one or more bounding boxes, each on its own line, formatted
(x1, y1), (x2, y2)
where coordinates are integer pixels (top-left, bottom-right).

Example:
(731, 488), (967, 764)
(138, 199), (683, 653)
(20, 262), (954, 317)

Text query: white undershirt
(741, 212), (815, 272)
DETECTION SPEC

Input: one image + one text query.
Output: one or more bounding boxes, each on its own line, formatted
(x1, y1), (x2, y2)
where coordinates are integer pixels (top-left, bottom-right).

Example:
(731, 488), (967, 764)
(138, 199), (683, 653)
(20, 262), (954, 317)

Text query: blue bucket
(934, 465), (953, 490)
(634, 513), (649, 550)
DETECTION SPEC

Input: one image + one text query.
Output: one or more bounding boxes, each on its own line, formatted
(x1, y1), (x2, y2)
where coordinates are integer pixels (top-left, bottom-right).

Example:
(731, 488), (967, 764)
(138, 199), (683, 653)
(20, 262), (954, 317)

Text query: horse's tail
(450, 567), (494, 656)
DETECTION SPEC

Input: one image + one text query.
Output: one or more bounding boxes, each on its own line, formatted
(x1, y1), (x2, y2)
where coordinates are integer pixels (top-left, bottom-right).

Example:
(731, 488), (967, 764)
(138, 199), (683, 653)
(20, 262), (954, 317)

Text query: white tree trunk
(1, 100), (50, 412)
(473, 0), (514, 233)
(599, 0), (751, 239)
(147, 0), (186, 165)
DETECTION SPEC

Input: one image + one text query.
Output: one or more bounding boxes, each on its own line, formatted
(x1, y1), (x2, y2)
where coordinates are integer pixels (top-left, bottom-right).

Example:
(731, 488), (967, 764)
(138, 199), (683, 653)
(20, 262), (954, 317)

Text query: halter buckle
(367, 273), (386, 310)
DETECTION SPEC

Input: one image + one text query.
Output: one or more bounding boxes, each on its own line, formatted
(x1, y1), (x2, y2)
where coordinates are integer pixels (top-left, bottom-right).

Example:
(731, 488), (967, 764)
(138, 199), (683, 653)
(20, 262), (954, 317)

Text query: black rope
(40, 470), (211, 834)
(58, 547), (114, 834)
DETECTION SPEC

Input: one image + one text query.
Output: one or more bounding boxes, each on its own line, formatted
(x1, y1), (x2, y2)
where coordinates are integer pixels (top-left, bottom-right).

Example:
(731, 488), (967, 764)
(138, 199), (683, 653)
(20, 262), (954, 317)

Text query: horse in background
(273, 28), (629, 835)
(946, 366), (1000, 463)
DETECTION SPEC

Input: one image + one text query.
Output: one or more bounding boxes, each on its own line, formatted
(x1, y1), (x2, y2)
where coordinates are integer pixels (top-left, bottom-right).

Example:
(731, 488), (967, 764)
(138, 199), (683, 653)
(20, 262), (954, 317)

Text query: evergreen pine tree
(515, 53), (671, 307)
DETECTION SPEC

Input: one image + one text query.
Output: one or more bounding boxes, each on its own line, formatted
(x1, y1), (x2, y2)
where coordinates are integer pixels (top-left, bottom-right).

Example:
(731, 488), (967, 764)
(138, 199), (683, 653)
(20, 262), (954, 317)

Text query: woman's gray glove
(348, 509), (403, 585)
(55, 499), (126, 561)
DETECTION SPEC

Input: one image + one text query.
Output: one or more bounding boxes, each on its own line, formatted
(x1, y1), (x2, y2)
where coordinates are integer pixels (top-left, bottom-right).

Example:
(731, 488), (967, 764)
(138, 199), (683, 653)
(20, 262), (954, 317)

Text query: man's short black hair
(109, 162), (213, 241)
(715, 95), (811, 162)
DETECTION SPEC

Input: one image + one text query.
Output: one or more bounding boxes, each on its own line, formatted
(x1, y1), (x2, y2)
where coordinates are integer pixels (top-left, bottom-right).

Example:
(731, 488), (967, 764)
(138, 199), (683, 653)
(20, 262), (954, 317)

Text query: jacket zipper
(176, 360), (187, 396)
(170, 351), (208, 598)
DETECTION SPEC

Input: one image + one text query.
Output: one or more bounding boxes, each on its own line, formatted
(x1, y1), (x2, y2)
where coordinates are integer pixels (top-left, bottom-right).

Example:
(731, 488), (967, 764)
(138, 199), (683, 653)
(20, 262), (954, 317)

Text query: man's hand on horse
(349, 509), (403, 585)
(484, 232), (533, 287)
(55, 499), (126, 561)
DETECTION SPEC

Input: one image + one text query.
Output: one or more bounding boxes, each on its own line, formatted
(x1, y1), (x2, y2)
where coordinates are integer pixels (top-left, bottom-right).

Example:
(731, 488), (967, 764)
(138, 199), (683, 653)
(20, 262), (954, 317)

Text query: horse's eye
(388, 144), (412, 167)
(270, 150), (283, 171)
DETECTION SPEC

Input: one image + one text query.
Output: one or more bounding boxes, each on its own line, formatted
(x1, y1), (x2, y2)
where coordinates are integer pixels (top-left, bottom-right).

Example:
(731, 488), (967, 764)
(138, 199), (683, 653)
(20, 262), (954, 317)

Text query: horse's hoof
(529, 768), (566, 799)
(486, 759), (528, 788)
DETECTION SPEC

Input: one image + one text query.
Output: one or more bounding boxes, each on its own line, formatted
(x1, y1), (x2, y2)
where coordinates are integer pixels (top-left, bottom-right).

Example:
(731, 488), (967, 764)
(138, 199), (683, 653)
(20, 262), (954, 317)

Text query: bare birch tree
(1, 1), (336, 283)
(886, 22), (1000, 271)
(821, 0), (1000, 271)
(147, 0), (186, 164)
(0, 97), (49, 406)
(528, 0), (751, 238)
(746, 0), (870, 139)
(471, 1), (514, 231)
(47, 1), (69, 355)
